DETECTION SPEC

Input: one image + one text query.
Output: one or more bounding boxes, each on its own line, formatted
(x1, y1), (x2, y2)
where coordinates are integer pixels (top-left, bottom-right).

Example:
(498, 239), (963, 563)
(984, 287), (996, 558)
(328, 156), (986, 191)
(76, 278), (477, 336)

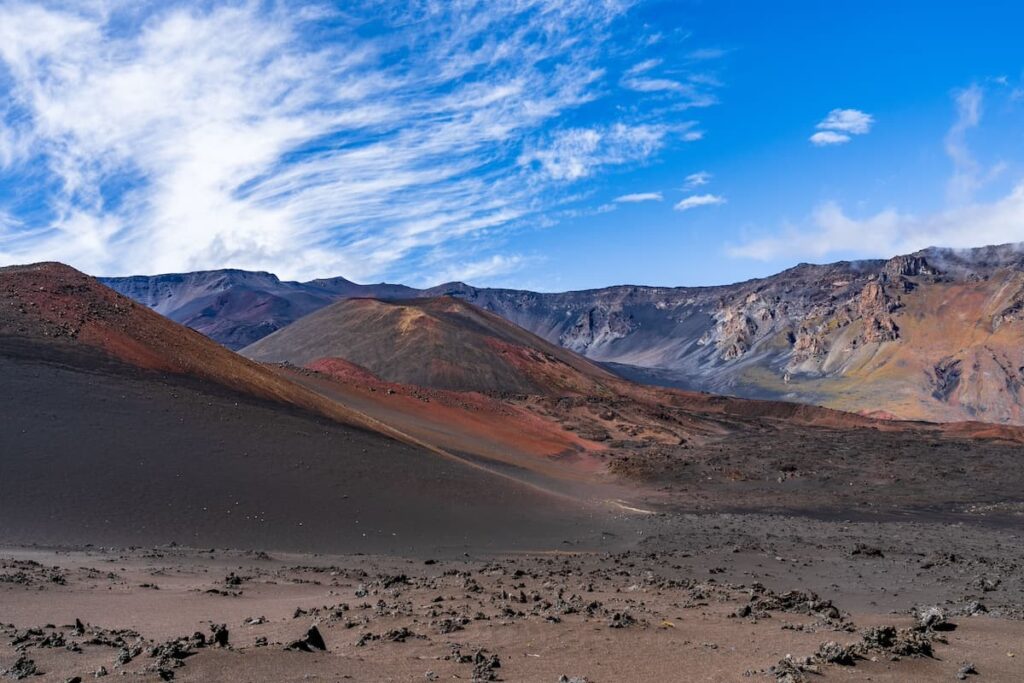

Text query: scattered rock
(973, 577), (1000, 592)
(286, 626), (327, 652)
(607, 612), (636, 629)
(471, 650), (501, 682)
(355, 632), (379, 647)
(115, 641), (143, 665)
(916, 606), (954, 632)
(888, 629), (934, 658)
(956, 662), (978, 680)
(209, 623), (229, 647)
(1, 656), (37, 680)
(850, 543), (884, 558)
(861, 625), (898, 650)
(38, 630), (66, 648)
(772, 656), (808, 683)
(814, 641), (857, 665)
(962, 601), (987, 616)
(383, 627), (418, 642)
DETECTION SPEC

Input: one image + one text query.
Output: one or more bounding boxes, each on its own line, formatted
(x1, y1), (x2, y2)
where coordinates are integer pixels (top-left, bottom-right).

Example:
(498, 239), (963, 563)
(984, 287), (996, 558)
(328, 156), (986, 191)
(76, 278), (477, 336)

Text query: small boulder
(917, 606), (954, 632)
(956, 662), (978, 680)
(1, 656), (37, 680)
(286, 625), (327, 652)
(815, 641), (856, 665)
(209, 624), (229, 647)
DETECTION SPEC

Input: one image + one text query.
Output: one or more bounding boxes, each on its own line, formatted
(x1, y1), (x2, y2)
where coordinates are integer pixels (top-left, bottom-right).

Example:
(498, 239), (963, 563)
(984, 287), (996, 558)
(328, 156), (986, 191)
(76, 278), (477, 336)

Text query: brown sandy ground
(2, 507), (1023, 682)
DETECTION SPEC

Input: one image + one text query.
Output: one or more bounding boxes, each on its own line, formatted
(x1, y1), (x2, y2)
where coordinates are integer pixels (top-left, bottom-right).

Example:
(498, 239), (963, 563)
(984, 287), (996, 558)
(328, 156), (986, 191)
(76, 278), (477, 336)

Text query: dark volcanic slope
(0, 263), (621, 553)
(241, 296), (618, 394)
(0, 353), (615, 554)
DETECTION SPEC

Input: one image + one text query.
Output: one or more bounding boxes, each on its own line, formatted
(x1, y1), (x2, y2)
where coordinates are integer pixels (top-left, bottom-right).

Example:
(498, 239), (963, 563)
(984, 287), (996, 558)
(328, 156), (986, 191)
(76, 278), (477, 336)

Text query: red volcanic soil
(242, 296), (618, 394)
(292, 357), (608, 477)
(307, 356), (386, 385)
(942, 420), (1024, 444)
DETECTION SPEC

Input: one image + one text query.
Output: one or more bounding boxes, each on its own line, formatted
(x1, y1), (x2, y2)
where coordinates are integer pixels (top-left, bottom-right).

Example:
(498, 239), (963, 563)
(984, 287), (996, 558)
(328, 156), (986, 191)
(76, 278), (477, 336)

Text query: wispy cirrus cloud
(618, 43), (722, 109)
(675, 193), (725, 211)
(626, 58), (662, 76)
(520, 123), (687, 181)
(0, 0), (723, 284)
(687, 47), (729, 61)
(614, 192), (662, 203)
(683, 170), (711, 189)
(944, 84), (1006, 203)
(431, 253), (528, 285)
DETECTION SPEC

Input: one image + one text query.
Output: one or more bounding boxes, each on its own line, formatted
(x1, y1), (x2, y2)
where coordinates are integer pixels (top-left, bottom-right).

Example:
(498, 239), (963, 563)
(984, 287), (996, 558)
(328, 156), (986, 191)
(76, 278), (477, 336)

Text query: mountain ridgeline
(102, 243), (1024, 424)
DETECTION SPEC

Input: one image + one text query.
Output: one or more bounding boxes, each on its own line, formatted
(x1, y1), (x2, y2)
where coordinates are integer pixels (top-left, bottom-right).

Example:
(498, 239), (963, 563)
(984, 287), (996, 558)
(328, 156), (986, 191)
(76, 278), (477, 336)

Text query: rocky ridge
(102, 243), (1024, 423)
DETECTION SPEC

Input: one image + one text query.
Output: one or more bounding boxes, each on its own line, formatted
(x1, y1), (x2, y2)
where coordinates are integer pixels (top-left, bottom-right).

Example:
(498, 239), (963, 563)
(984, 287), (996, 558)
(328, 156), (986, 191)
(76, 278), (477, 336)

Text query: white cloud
(942, 83), (1007, 204)
(687, 48), (728, 61)
(728, 184), (1024, 261)
(520, 123), (674, 181)
(614, 192), (662, 203)
(622, 77), (686, 93)
(431, 253), (526, 284)
(816, 108), (874, 134)
(675, 193), (725, 211)
(738, 85), (1024, 264)
(0, 0), (716, 283)
(626, 58), (661, 76)
(809, 130), (852, 146)
(810, 108), (873, 146)
(683, 170), (711, 189)
(618, 49), (720, 109)
(945, 84), (985, 204)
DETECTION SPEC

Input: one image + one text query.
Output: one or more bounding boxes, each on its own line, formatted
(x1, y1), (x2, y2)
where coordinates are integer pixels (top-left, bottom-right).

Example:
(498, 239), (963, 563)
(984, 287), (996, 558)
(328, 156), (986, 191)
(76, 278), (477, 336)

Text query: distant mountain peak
(101, 242), (1024, 424)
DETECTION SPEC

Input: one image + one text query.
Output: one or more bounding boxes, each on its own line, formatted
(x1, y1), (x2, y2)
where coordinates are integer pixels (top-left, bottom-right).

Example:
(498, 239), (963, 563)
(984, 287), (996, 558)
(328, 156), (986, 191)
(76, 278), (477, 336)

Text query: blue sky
(0, 1), (1022, 290)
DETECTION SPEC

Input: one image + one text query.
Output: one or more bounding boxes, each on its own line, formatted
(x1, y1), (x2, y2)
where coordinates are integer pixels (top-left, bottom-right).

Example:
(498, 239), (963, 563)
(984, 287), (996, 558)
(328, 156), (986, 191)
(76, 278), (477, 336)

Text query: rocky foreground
(3, 509), (1022, 682)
